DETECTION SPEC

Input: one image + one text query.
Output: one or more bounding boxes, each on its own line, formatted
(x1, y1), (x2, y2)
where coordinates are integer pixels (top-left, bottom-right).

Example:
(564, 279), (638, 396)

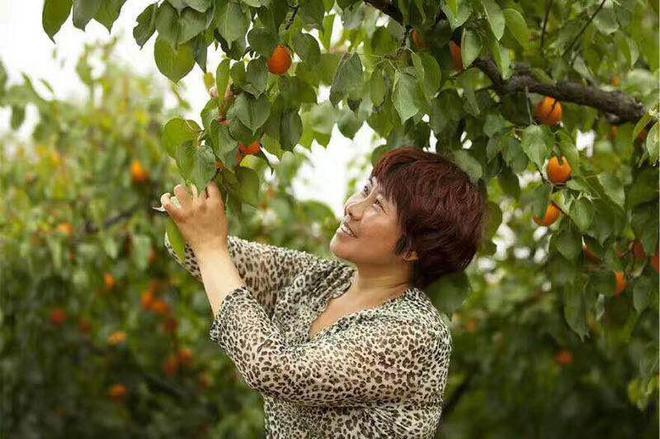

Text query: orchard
(1, 0), (658, 437)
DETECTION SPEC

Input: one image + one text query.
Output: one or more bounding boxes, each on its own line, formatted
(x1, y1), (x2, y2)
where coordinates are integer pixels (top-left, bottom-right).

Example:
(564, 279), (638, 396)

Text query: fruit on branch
(533, 202), (561, 226)
(554, 349), (573, 366)
(632, 239), (646, 261)
(107, 330), (127, 346)
(239, 140), (261, 155)
(614, 271), (626, 297)
(411, 29), (428, 49)
(108, 384), (128, 403)
(103, 272), (116, 290)
(56, 222), (74, 237)
(131, 159), (149, 184)
(449, 41), (463, 72)
(534, 97), (563, 126)
(546, 155), (572, 185)
(49, 307), (68, 327)
(267, 45), (292, 75)
(582, 244), (601, 264)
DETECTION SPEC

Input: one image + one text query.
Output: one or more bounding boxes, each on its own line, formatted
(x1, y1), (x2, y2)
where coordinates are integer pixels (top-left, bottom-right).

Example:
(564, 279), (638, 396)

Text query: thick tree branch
(362, 0), (647, 124)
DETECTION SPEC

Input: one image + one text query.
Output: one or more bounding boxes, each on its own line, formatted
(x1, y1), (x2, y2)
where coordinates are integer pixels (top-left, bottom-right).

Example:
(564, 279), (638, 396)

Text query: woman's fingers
(206, 180), (222, 204)
(174, 184), (192, 210)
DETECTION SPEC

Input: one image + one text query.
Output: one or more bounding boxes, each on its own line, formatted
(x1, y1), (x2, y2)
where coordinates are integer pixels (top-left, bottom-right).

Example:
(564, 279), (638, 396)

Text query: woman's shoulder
(389, 288), (453, 347)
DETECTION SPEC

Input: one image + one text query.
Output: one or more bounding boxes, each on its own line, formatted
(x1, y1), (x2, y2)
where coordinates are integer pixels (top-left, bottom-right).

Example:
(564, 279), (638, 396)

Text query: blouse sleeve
(210, 285), (448, 407)
(164, 233), (335, 317)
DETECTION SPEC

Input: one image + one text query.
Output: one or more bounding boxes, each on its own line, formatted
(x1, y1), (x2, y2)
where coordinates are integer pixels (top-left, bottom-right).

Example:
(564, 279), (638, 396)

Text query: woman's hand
(160, 181), (228, 254)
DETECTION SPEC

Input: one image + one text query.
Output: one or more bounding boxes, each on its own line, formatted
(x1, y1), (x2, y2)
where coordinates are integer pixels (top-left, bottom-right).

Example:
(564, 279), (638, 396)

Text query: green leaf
(369, 68), (386, 106)
(521, 125), (547, 170)
(319, 14), (336, 50)
(93, 0), (126, 33)
(593, 7), (618, 35)
(72, 0), (102, 30)
(645, 122), (659, 163)
(191, 144), (217, 192)
(299, 0), (325, 29)
(155, 2), (180, 47)
(166, 218), (186, 261)
(292, 33), (321, 64)
(247, 27), (278, 58)
(175, 140), (197, 179)
(393, 70), (423, 123)
(161, 117), (201, 157)
(452, 150), (483, 184)
(419, 53), (441, 101)
(441, 1), (472, 29)
(215, 58), (231, 107)
(461, 29), (482, 69)
(503, 8), (529, 49)
(553, 224), (581, 261)
(563, 283), (588, 341)
(245, 58), (268, 97)
(179, 7), (208, 44)
(329, 52), (363, 106)
(42, 0), (73, 42)
(216, 1), (247, 44)
(234, 93), (271, 133)
(597, 173), (625, 209)
(209, 119), (238, 156)
(482, 0), (505, 40)
(279, 110), (303, 150)
(236, 166), (260, 207)
(446, 0), (458, 16)
(426, 271), (471, 314)
(133, 3), (158, 48)
(568, 198), (593, 233)
(154, 37), (195, 83)
(184, 0), (211, 12)
(633, 275), (653, 313)
(485, 33), (511, 79)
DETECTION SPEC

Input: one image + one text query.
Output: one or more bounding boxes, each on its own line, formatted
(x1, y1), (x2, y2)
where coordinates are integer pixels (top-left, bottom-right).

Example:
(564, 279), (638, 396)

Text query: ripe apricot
(614, 271), (626, 297)
(554, 349), (573, 366)
(411, 29), (428, 49)
(107, 330), (127, 346)
(163, 355), (179, 377)
(56, 222), (74, 237)
(177, 347), (193, 367)
(267, 45), (292, 75)
(103, 272), (116, 290)
(239, 140), (261, 155)
(163, 317), (178, 335)
(141, 290), (155, 310)
(151, 299), (171, 316)
(632, 240), (646, 261)
(533, 202), (561, 227)
(50, 308), (68, 327)
(547, 155), (572, 184)
(449, 41), (463, 72)
(582, 244), (601, 263)
(130, 159), (149, 184)
(534, 97), (563, 126)
(108, 384), (128, 402)
(610, 75), (620, 87)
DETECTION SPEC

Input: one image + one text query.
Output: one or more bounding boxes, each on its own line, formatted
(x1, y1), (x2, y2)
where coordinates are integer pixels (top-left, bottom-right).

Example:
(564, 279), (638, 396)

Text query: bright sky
(0, 1), (376, 219)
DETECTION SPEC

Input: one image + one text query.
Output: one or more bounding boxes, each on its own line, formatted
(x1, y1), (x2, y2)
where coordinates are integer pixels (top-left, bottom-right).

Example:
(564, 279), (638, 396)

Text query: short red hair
(370, 146), (488, 290)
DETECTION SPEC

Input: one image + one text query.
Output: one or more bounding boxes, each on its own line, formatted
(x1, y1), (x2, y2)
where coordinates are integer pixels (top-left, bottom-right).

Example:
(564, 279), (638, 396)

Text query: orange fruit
(614, 271), (626, 297)
(547, 155), (572, 184)
(239, 140), (261, 155)
(554, 349), (573, 366)
(449, 41), (463, 71)
(151, 299), (171, 316)
(632, 240), (646, 261)
(103, 272), (116, 290)
(533, 202), (561, 227)
(534, 97), (563, 126)
(267, 45), (292, 75)
(56, 222), (74, 237)
(130, 159), (149, 184)
(411, 29), (428, 49)
(177, 347), (193, 367)
(107, 330), (127, 346)
(610, 75), (620, 87)
(108, 384), (128, 403)
(163, 317), (178, 335)
(49, 307), (68, 327)
(582, 244), (601, 263)
(141, 290), (155, 311)
(163, 355), (179, 377)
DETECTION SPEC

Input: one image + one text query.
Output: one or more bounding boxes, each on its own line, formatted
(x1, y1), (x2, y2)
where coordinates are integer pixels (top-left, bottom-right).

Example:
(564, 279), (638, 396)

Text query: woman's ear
(403, 249), (418, 263)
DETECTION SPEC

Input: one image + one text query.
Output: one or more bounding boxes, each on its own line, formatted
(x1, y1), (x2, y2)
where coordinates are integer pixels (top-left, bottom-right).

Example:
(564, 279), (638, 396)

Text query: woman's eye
(361, 185), (369, 195)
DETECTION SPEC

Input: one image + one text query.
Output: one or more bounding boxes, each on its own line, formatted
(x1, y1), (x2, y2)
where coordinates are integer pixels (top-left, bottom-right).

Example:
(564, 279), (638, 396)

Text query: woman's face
(330, 176), (412, 266)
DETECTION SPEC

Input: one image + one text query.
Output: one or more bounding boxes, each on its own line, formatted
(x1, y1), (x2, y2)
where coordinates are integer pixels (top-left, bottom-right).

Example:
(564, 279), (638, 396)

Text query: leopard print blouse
(164, 234), (452, 438)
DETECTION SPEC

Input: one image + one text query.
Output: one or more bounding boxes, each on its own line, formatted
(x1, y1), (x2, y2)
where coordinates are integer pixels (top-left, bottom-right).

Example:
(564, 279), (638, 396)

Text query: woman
(161, 147), (487, 438)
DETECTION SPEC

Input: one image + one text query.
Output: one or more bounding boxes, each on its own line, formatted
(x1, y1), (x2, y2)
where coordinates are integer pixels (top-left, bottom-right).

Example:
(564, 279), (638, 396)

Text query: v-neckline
(306, 267), (413, 342)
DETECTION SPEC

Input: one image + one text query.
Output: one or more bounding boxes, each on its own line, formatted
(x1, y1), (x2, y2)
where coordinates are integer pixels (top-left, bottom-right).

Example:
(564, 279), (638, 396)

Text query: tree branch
(362, 0), (646, 124)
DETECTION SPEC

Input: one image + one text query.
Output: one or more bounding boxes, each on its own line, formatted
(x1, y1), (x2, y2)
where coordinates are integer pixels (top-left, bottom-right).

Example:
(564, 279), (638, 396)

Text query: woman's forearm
(192, 244), (247, 317)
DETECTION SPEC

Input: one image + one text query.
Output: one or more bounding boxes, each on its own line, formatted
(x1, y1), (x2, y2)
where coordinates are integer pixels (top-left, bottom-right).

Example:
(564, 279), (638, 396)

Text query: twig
(540, 0), (554, 54)
(285, 5), (299, 31)
(562, 0), (607, 59)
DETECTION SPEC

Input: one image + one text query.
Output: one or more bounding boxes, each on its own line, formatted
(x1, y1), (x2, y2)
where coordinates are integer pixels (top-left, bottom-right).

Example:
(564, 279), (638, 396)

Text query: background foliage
(1, 0), (658, 437)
